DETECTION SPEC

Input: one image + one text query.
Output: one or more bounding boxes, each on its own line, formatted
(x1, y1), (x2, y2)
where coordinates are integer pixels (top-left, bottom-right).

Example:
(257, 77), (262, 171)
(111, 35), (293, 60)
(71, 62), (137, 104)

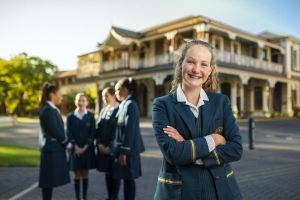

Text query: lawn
(0, 144), (40, 167)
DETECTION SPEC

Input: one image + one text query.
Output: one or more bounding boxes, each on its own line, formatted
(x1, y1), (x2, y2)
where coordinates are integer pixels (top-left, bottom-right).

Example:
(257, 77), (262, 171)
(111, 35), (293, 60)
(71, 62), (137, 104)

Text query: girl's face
(102, 91), (115, 106)
(115, 83), (129, 102)
(75, 95), (88, 109)
(181, 45), (212, 90)
(50, 90), (63, 106)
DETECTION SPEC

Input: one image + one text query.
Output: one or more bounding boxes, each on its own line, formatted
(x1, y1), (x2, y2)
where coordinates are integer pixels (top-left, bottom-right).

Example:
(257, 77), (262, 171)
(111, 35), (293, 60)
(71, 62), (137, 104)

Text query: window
(261, 49), (267, 61)
(233, 43), (239, 54)
(215, 38), (221, 50)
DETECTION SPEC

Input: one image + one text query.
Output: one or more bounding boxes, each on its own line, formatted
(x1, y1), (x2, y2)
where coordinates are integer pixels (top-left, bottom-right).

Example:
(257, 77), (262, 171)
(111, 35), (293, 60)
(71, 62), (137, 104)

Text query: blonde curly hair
(170, 39), (219, 92)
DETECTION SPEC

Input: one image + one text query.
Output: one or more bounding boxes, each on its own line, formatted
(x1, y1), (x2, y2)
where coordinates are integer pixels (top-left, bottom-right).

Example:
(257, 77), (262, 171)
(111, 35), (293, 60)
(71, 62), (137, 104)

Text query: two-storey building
(56, 15), (300, 118)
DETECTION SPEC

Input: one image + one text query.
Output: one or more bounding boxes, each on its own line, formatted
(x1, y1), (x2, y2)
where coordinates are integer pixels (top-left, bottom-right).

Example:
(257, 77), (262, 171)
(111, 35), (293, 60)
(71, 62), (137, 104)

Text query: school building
(54, 15), (300, 118)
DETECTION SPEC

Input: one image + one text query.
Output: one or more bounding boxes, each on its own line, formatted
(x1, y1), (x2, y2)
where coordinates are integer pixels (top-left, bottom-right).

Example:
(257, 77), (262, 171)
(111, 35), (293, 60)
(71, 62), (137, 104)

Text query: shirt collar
(74, 108), (88, 115)
(176, 85), (209, 108)
(119, 94), (132, 109)
(47, 101), (60, 113)
(107, 102), (119, 111)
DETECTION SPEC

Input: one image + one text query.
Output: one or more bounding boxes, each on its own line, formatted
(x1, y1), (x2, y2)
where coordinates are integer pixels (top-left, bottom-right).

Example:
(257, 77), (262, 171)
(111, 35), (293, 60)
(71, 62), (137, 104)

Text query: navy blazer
(39, 103), (70, 188)
(96, 106), (119, 147)
(114, 97), (145, 156)
(113, 97), (145, 180)
(152, 92), (243, 200)
(39, 103), (67, 152)
(95, 106), (118, 173)
(67, 111), (96, 147)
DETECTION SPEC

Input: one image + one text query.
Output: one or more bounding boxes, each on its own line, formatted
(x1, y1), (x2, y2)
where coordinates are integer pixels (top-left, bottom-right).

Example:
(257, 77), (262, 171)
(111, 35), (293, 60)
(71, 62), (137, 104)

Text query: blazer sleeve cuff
(193, 137), (210, 159)
(119, 146), (131, 155)
(203, 149), (222, 168)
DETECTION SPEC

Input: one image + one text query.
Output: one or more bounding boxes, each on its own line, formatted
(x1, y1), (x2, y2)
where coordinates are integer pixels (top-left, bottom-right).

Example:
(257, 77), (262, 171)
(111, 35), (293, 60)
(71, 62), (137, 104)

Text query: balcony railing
(101, 50), (283, 74)
(215, 50), (283, 74)
(101, 54), (175, 72)
(102, 59), (129, 72)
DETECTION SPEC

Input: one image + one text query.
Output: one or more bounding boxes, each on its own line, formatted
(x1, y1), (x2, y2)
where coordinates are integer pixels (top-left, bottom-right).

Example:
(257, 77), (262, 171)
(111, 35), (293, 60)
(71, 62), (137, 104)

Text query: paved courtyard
(0, 119), (300, 200)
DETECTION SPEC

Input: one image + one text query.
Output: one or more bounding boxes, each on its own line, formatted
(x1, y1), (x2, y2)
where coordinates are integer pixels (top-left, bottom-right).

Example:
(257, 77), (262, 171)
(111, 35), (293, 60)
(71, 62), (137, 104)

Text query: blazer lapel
(171, 93), (196, 139)
(201, 94), (215, 135)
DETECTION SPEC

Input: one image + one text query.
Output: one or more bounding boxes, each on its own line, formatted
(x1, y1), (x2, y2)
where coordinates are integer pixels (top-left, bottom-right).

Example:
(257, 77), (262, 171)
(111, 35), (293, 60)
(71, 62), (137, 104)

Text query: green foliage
(0, 53), (58, 115)
(0, 144), (40, 167)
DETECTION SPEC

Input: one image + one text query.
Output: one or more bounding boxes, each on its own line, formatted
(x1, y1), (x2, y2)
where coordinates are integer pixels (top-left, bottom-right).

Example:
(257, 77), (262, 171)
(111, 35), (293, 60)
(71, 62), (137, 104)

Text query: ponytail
(40, 82), (59, 106)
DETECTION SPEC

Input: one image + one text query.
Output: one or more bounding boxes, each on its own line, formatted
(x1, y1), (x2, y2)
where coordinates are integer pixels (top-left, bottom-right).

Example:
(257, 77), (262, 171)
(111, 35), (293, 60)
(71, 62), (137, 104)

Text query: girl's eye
(187, 60), (194, 64)
(202, 63), (208, 67)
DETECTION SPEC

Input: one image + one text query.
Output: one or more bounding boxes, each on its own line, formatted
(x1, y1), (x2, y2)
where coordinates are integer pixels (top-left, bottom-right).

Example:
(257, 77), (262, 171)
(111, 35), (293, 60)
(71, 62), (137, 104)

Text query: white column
(287, 82), (293, 117)
(284, 40), (291, 78)
(239, 83), (245, 117)
(268, 80), (276, 117)
(231, 81), (238, 117)
(153, 74), (167, 85)
(193, 23), (206, 40)
(262, 83), (270, 117)
(164, 31), (177, 62)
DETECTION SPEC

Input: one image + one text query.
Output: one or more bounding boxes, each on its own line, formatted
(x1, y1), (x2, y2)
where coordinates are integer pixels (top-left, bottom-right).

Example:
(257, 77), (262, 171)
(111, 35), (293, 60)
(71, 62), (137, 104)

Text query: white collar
(47, 101), (60, 113)
(74, 108), (88, 115)
(109, 102), (119, 110)
(74, 108), (88, 120)
(119, 94), (132, 108)
(176, 85), (209, 108)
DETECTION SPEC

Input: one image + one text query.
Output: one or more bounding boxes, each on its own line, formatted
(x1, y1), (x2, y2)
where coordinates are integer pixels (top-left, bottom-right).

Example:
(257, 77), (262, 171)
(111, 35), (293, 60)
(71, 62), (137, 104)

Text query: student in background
(113, 77), (145, 200)
(38, 82), (70, 200)
(96, 87), (120, 200)
(67, 93), (96, 200)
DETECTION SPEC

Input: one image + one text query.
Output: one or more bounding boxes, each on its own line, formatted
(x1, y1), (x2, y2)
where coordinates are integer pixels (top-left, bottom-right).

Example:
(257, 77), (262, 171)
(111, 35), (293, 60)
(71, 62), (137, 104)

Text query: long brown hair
(170, 39), (218, 92)
(40, 82), (59, 106)
(102, 87), (115, 96)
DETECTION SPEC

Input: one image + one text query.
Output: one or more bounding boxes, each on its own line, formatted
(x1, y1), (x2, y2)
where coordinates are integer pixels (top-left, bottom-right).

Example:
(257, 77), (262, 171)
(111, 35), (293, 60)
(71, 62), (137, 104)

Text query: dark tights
(42, 188), (53, 200)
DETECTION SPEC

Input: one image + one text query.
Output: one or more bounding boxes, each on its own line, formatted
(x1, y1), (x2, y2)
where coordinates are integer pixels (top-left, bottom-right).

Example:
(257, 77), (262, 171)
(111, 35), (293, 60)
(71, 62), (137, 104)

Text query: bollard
(248, 117), (255, 150)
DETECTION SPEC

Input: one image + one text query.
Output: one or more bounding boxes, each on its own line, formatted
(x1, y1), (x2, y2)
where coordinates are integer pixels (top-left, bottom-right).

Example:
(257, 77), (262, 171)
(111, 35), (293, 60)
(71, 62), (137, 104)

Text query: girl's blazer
(39, 103), (67, 152)
(152, 92), (243, 200)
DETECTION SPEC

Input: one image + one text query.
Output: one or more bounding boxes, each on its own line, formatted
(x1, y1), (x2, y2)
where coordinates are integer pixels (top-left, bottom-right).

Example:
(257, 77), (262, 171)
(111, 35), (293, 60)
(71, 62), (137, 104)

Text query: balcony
(215, 50), (283, 74)
(101, 59), (129, 72)
(101, 54), (175, 72)
(101, 50), (283, 74)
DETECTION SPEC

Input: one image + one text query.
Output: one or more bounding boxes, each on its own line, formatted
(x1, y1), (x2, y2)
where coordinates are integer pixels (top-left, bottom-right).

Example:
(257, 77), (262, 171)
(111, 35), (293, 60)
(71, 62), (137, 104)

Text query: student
(96, 87), (120, 200)
(67, 93), (96, 200)
(152, 40), (243, 200)
(38, 82), (70, 200)
(113, 77), (145, 200)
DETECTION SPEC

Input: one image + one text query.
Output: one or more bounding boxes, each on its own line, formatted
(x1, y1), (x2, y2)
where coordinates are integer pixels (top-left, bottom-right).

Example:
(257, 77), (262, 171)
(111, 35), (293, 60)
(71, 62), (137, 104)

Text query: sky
(0, 0), (299, 71)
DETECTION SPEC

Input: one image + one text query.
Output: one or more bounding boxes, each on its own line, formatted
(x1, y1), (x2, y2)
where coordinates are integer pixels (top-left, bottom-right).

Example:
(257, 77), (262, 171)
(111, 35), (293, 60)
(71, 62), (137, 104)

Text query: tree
(0, 53), (58, 115)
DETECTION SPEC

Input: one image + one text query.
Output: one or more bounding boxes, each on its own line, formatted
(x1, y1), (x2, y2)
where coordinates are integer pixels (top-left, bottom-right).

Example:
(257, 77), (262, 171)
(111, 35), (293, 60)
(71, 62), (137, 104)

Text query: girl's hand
(118, 154), (127, 166)
(163, 126), (184, 142)
(74, 146), (83, 156)
(211, 134), (226, 146)
(98, 144), (105, 154)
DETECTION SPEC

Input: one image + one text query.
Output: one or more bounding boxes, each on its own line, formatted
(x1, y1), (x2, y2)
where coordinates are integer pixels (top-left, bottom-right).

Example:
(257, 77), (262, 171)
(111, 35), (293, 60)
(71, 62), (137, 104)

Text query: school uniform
(113, 96), (145, 179)
(113, 96), (145, 200)
(96, 104), (120, 199)
(152, 86), (243, 200)
(67, 109), (96, 171)
(39, 102), (70, 189)
(96, 104), (118, 172)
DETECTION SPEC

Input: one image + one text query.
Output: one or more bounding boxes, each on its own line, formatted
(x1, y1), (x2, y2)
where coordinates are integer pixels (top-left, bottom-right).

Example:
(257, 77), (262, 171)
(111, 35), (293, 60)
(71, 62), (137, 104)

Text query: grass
(16, 116), (39, 123)
(0, 144), (40, 167)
